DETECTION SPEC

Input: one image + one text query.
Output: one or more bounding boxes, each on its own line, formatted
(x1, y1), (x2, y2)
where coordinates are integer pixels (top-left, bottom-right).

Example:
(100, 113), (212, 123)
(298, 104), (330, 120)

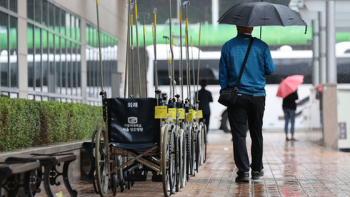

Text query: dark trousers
(228, 94), (265, 174)
(203, 114), (210, 132)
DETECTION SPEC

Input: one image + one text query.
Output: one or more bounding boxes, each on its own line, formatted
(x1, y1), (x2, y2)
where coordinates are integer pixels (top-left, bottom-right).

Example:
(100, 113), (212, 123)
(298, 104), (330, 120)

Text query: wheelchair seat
(110, 142), (158, 152)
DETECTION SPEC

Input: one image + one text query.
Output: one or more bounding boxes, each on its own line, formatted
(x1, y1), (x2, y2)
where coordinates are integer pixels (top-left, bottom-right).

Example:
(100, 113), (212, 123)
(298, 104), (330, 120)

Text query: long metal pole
(141, 13), (149, 97)
(134, 0), (142, 97)
(130, 5), (135, 96)
(169, 0), (175, 99)
(164, 36), (172, 98)
(172, 35), (175, 98)
(191, 37), (195, 103)
(96, 0), (104, 91)
(184, 2), (190, 104)
(153, 8), (158, 94)
(196, 23), (202, 104)
(179, 1), (184, 105)
(124, 0), (131, 98)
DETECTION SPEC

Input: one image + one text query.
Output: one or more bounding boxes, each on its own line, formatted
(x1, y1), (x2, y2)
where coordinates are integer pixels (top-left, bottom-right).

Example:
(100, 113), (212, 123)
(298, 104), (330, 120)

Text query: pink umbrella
(276, 75), (304, 98)
(315, 84), (323, 92)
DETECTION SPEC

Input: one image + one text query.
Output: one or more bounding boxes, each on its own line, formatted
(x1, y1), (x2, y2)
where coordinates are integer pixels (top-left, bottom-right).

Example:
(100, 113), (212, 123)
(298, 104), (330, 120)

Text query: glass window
(48, 33), (55, 93)
(86, 24), (118, 100)
(42, 30), (48, 92)
(10, 16), (17, 88)
(55, 35), (60, 94)
(49, 3), (54, 30)
(34, 0), (41, 24)
(42, 0), (48, 26)
(71, 15), (75, 40)
(28, 24), (34, 90)
(0, 11), (8, 87)
(67, 41), (71, 95)
(0, 0), (7, 9)
(77, 45), (81, 95)
(55, 7), (60, 33)
(61, 39), (66, 94)
(65, 13), (71, 38)
(76, 18), (80, 41)
(35, 27), (41, 91)
(72, 43), (76, 95)
(27, 0), (34, 20)
(10, 0), (17, 13)
(60, 10), (65, 35)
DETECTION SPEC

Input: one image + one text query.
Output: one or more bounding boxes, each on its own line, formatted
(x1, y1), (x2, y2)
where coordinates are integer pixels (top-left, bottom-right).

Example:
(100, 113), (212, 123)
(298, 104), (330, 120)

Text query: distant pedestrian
(282, 90), (299, 141)
(219, 26), (275, 182)
(197, 79), (213, 132)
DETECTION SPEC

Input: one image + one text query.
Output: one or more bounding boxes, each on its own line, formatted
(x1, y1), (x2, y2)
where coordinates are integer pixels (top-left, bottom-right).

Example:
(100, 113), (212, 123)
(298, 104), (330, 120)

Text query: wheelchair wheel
(161, 125), (176, 197)
(186, 126), (192, 180)
(112, 173), (118, 196)
(179, 129), (186, 188)
(95, 127), (110, 197)
(175, 132), (181, 192)
(201, 124), (207, 164)
(191, 127), (196, 176)
(91, 129), (99, 194)
(117, 156), (125, 192)
(195, 129), (201, 173)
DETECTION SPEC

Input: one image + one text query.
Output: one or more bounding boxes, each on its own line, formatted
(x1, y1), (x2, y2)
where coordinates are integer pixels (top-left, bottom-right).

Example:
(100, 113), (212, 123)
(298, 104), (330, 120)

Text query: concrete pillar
(318, 11), (326, 84)
(326, 0), (337, 83)
(117, 0), (128, 97)
(322, 84), (338, 150)
(80, 19), (87, 104)
(17, 0), (28, 99)
(312, 19), (320, 86)
(212, 0), (219, 26)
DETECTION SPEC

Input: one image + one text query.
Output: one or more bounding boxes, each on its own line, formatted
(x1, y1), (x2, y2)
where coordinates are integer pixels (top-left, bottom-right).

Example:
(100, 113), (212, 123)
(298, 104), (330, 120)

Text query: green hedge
(0, 96), (103, 151)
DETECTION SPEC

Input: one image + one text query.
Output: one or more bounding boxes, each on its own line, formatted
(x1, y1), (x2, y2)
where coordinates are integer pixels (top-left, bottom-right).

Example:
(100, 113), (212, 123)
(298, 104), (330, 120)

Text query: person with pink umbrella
(276, 75), (304, 141)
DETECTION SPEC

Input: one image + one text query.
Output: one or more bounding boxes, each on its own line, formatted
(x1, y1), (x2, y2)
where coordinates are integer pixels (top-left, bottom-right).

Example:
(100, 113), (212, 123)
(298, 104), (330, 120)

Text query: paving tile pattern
(37, 132), (350, 197)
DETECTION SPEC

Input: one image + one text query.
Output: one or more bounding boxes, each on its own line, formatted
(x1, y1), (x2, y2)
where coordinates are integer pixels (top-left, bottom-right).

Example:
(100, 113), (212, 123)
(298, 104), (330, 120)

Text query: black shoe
(235, 172), (249, 182)
(251, 169), (264, 180)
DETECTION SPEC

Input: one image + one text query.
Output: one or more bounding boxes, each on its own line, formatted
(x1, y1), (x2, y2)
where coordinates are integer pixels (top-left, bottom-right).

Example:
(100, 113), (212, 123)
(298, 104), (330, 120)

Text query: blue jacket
(219, 34), (275, 96)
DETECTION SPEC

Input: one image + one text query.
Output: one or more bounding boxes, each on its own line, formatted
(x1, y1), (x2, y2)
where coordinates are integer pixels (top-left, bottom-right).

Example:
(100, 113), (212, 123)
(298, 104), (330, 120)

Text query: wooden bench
(5, 153), (78, 197)
(0, 160), (40, 197)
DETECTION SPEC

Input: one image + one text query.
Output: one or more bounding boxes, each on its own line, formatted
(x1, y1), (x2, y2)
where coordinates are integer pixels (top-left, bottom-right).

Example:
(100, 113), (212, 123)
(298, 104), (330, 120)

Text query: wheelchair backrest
(107, 98), (160, 144)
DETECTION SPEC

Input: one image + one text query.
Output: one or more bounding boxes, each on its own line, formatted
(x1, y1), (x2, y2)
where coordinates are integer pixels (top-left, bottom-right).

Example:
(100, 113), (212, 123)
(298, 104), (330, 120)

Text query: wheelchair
(91, 90), (209, 196)
(90, 90), (208, 196)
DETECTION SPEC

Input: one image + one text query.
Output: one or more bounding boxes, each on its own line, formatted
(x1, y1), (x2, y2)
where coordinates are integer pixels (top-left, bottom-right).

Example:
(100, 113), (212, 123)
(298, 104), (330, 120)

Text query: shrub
(0, 97), (103, 151)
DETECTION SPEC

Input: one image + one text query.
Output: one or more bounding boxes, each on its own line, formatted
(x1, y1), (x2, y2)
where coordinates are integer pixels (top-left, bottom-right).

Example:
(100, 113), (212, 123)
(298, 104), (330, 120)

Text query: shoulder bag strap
(234, 37), (255, 90)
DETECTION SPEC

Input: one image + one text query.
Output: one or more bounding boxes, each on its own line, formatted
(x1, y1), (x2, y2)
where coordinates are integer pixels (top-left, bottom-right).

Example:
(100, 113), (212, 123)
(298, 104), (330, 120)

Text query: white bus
(145, 43), (350, 131)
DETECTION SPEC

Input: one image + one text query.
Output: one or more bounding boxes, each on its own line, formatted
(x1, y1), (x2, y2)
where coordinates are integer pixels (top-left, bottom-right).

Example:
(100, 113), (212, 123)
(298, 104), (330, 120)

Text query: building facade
(0, 0), (127, 105)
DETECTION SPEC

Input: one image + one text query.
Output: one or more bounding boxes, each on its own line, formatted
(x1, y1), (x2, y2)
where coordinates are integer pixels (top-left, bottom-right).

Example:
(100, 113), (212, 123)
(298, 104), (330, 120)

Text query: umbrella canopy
(276, 75), (304, 98)
(315, 84), (323, 92)
(218, 2), (307, 28)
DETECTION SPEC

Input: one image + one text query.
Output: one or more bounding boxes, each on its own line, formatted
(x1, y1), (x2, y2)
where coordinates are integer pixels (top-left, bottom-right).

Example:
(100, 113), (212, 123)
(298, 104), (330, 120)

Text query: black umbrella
(218, 2), (307, 35)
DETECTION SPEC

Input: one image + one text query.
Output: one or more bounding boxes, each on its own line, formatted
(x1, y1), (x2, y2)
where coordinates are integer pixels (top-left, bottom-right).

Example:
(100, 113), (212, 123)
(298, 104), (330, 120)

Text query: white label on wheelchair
(122, 117), (144, 132)
(128, 117), (138, 124)
(127, 102), (138, 108)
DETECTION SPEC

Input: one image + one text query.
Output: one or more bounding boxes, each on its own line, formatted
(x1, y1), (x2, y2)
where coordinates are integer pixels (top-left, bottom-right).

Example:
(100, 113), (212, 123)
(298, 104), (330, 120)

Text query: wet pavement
(40, 131), (350, 197)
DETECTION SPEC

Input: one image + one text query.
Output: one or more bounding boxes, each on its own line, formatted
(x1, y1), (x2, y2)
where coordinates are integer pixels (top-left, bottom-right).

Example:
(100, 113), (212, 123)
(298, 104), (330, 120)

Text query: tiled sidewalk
(43, 131), (350, 197)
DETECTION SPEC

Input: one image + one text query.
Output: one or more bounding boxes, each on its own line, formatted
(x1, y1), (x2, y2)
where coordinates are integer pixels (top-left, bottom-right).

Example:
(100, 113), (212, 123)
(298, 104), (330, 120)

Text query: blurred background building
(0, 0), (127, 105)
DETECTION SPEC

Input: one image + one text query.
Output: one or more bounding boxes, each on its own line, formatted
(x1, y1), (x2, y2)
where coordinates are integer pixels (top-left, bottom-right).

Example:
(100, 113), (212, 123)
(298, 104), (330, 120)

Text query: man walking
(219, 26), (275, 182)
(197, 79), (213, 132)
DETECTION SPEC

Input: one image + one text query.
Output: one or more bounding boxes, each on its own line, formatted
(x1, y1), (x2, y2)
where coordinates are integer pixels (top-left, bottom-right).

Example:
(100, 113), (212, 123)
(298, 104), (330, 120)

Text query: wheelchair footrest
(152, 175), (162, 182)
(125, 174), (147, 181)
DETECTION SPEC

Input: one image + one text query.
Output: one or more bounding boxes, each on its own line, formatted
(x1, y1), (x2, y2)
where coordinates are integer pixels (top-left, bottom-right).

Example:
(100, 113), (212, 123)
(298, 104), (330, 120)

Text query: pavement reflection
(39, 130), (350, 197)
